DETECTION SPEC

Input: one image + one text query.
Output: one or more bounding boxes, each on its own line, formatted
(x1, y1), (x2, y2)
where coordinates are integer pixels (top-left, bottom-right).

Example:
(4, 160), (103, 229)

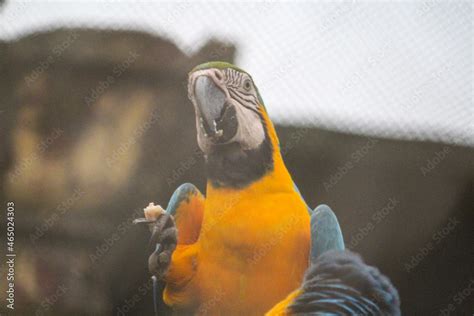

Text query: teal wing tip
(313, 204), (337, 218)
(311, 204), (345, 262)
(166, 183), (200, 215)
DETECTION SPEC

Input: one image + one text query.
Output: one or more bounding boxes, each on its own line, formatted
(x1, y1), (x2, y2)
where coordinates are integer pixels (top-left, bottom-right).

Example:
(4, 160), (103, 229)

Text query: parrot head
(188, 61), (266, 152)
(188, 62), (275, 188)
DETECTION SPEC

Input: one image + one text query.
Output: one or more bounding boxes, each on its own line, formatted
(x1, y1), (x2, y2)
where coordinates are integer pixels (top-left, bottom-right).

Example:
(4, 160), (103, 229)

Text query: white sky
(0, 1), (472, 146)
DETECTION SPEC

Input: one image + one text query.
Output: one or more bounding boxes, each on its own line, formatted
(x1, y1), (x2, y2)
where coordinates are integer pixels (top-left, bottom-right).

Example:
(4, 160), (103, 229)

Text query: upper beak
(194, 75), (226, 137)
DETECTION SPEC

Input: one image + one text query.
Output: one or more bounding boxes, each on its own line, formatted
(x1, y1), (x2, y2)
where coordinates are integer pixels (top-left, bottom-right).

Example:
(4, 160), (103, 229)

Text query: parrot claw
(148, 213), (178, 279)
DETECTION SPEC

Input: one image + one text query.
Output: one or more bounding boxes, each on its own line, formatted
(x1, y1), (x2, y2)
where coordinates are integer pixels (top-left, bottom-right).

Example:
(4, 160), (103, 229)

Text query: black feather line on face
(205, 112), (273, 189)
(228, 90), (260, 116)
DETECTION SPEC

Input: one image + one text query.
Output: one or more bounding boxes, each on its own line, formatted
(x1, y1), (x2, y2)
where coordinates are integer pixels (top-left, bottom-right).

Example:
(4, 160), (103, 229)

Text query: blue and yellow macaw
(139, 62), (400, 315)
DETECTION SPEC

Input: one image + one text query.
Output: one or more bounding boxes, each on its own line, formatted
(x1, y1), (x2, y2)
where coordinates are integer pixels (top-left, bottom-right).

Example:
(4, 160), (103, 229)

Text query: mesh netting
(1, 1), (472, 146)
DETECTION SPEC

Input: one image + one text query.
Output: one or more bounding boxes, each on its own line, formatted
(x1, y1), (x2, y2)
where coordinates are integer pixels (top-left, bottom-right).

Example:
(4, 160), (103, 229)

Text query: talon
(158, 252), (171, 264)
(147, 212), (178, 279)
(149, 214), (175, 247)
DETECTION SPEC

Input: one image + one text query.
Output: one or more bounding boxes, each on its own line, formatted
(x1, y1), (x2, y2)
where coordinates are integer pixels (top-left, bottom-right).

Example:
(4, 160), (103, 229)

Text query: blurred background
(0, 1), (472, 315)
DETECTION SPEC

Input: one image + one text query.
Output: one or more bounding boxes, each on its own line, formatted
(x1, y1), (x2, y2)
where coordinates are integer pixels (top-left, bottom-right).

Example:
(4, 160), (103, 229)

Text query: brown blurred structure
(0, 28), (473, 315)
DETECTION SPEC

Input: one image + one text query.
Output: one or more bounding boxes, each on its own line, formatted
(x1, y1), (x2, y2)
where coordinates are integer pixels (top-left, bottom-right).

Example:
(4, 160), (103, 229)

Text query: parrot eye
(243, 79), (252, 91)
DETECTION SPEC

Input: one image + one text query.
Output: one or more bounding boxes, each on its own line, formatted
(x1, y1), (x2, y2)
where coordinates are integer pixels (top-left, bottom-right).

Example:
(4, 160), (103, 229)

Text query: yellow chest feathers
(199, 175), (310, 267)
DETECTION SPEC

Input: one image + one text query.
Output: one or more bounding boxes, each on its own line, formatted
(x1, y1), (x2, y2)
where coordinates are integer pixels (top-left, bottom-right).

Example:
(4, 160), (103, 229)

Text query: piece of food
(144, 202), (166, 221)
(133, 202), (166, 225)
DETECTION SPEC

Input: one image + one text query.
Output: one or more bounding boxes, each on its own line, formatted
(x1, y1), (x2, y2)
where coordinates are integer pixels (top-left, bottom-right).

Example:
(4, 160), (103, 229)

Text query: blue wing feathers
(166, 183), (201, 216)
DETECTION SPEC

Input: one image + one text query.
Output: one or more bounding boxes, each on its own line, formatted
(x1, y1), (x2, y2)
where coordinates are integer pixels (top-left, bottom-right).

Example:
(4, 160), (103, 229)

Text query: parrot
(138, 61), (400, 315)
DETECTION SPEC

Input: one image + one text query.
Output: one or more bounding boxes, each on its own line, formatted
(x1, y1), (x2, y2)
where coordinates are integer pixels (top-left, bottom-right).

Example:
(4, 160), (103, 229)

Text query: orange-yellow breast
(195, 181), (310, 315)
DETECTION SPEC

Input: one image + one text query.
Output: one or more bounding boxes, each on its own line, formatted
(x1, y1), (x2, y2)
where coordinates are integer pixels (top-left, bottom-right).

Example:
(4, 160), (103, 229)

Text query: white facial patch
(189, 67), (266, 153)
(231, 100), (265, 150)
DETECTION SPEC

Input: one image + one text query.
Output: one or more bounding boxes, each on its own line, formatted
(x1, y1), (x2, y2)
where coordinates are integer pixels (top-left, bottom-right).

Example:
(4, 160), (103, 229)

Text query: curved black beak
(194, 76), (226, 137)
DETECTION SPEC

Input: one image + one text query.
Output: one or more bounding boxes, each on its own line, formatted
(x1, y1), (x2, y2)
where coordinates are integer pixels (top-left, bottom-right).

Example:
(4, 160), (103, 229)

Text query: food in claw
(144, 202), (165, 221)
